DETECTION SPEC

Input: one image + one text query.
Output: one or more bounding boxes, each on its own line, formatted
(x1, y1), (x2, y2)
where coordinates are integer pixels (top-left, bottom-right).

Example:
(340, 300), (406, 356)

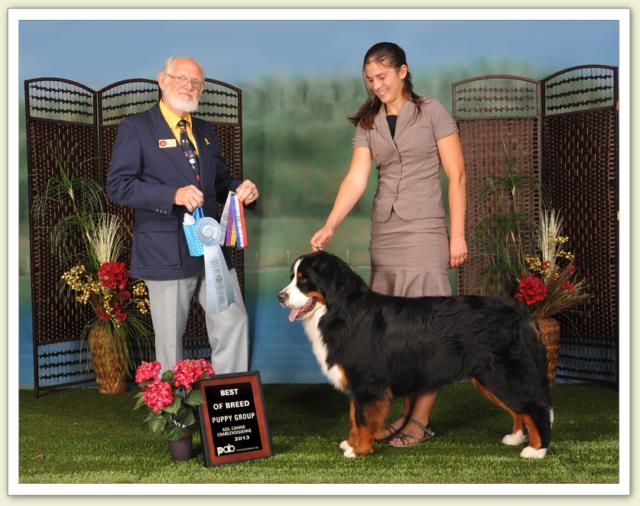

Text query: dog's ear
(306, 251), (366, 306)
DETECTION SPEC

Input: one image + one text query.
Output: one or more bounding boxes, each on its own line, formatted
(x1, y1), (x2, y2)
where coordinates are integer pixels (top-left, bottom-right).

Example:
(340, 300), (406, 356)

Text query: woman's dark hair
(348, 42), (422, 130)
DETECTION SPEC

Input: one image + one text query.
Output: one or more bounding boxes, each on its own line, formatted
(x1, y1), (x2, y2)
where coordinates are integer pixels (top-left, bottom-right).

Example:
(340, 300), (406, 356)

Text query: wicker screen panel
(25, 78), (96, 124)
(25, 79), (100, 390)
(541, 66), (618, 345)
(452, 75), (539, 119)
(542, 65), (617, 116)
(198, 79), (241, 124)
(452, 75), (541, 296)
(456, 118), (540, 295)
(100, 79), (161, 127)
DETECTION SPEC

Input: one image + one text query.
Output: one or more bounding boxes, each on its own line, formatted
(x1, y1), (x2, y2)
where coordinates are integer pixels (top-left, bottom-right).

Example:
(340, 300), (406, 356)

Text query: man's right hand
(174, 185), (204, 212)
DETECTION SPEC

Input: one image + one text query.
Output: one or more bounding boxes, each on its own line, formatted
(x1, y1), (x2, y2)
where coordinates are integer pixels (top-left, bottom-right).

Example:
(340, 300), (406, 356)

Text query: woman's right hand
(310, 225), (335, 252)
(309, 147), (372, 253)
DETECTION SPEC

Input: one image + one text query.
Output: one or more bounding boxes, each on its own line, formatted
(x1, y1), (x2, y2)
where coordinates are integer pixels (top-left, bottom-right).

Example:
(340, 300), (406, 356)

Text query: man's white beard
(164, 93), (199, 113)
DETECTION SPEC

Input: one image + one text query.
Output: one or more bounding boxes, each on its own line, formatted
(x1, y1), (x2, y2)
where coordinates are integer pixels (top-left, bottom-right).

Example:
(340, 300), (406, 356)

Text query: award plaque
(197, 371), (272, 466)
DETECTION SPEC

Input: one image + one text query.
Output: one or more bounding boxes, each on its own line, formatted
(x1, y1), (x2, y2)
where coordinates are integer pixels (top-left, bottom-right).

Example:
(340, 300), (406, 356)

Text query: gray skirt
(370, 211), (451, 297)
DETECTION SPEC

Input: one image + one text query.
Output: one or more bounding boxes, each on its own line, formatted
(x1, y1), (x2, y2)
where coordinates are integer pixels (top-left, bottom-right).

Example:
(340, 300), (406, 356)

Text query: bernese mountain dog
(277, 251), (553, 459)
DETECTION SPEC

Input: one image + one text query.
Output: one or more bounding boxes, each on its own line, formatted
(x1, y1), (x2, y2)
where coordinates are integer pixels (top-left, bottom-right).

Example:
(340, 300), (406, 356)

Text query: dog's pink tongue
(288, 308), (301, 322)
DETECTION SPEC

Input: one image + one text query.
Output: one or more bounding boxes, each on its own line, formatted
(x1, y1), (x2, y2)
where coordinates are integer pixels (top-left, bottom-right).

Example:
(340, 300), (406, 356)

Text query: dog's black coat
(286, 251), (552, 449)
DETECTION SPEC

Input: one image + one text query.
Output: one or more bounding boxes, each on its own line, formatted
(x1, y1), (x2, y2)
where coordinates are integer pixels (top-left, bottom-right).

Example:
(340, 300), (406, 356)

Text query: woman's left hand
(234, 179), (259, 205)
(449, 236), (468, 268)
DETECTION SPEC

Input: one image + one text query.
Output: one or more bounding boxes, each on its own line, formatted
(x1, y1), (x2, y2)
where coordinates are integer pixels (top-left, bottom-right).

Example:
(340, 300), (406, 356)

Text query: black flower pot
(169, 432), (193, 461)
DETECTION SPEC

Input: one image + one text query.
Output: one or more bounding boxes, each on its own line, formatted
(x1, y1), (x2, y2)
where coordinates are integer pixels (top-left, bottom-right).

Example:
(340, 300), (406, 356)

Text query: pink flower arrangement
(142, 378), (174, 413)
(173, 358), (215, 390)
(133, 359), (215, 441)
(135, 361), (162, 383)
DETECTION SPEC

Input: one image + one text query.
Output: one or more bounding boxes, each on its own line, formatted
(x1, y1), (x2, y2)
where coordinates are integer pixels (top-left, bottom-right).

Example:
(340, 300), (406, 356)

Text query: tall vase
(88, 321), (127, 395)
(536, 318), (561, 387)
(169, 432), (193, 461)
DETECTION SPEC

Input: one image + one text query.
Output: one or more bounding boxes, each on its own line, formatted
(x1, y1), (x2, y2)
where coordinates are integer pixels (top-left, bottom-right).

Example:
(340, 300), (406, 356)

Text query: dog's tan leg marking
(347, 400), (374, 456)
(347, 399), (359, 448)
(340, 400), (358, 457)
(471, 377), (528, 445)
(344, 396), (391, 456)
(353, 425), (374, 456)
(511, 414), (525, 434)
(521, 415), (542, 449)
(364, 395), (392, 441)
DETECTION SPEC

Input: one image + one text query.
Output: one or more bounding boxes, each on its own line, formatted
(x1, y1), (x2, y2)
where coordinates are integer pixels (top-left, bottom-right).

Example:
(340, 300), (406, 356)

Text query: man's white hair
(160, 56), (205, 78)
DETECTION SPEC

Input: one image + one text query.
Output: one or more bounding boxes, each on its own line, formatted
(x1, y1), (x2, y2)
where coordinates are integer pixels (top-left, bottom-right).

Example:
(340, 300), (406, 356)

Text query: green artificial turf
(19, 383), (618, 484)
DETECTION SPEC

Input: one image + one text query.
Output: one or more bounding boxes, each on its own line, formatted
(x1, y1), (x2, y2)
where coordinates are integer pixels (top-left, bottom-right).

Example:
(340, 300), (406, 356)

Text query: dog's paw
(340, 441), (356, 458)
(502, 430), (528, 446)
(520, 446), (547, 459)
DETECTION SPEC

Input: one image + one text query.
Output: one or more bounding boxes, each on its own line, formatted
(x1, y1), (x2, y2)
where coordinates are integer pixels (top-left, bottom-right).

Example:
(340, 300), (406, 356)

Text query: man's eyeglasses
(164, 73), (205, 90)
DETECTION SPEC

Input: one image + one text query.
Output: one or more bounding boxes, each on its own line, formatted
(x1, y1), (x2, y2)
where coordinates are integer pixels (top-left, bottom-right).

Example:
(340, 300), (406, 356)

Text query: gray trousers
(144, 269), (249, 374)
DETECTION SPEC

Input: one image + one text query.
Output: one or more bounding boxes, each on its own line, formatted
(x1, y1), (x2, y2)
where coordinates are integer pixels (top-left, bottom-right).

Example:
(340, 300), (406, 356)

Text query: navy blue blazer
(106, 105), (240, 280)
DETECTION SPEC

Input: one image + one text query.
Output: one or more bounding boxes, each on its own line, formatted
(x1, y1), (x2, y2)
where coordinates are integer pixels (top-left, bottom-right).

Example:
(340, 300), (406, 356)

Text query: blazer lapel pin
(158, 138), (177, 149)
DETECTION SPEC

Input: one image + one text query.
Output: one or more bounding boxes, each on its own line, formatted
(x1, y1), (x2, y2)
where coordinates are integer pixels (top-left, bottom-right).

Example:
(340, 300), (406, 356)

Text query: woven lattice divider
(25, 79), (99, 391)
(540, 65), (618, 382)
(27, 77), (243, 395)
(453, 66), (618, 384)
(452, 75), (541, 296)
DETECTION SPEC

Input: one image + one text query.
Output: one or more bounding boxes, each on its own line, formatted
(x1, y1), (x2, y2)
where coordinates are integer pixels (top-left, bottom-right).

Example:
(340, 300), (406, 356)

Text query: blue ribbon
(196, 217), (235, 314)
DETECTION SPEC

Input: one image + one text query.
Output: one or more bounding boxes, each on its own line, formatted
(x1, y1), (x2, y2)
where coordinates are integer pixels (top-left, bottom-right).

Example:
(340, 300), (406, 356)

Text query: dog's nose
(277, 291), (288, 304)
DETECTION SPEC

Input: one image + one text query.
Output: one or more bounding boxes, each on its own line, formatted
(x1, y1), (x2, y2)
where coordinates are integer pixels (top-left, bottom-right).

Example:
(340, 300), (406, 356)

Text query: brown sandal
(387, 418), (435, 447)
(383, 414), (408, 440)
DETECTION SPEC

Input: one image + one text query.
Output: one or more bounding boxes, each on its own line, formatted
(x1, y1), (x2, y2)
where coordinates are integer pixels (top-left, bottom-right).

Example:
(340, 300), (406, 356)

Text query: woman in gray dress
(310, 42), (468, 448)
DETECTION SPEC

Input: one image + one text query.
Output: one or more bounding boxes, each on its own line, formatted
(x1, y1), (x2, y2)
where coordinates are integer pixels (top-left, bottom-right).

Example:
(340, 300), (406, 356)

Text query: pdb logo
(217, 444), (236, 455)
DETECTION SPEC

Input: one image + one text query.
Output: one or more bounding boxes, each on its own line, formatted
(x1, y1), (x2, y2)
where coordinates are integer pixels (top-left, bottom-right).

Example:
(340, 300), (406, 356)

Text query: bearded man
(107, 56), (259, 374)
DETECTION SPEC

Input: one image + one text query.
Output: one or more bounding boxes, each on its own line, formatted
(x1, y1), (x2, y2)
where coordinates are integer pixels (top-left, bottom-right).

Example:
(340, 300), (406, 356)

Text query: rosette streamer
(196, 217), (235, 314)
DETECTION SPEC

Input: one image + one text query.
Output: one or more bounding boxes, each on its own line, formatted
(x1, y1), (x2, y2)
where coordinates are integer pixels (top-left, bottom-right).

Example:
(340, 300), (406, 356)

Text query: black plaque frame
(197, 371), (272, 467)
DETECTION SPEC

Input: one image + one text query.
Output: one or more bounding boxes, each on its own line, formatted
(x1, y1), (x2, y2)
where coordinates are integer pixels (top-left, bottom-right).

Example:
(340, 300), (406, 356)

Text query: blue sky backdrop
(19, 20), (619, 88)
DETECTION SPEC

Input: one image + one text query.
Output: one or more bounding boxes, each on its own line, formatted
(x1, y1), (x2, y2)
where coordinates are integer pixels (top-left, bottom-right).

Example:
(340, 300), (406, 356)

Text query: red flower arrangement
(62, 261), (149, 328)
(133, 359), (215, 441)
(515, 273), (548, 306)
(62, 260), (151, 370)
(513, 211), (588, 320)
(97, 261), (129, 290)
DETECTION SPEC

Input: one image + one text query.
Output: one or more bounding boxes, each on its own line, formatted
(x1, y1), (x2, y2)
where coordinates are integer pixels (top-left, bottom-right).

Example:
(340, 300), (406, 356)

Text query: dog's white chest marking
(302, 307), (346, 392)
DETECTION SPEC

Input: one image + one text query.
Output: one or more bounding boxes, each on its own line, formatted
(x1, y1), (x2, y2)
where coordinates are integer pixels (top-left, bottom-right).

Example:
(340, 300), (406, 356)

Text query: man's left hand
(235, 180), (259, 205)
